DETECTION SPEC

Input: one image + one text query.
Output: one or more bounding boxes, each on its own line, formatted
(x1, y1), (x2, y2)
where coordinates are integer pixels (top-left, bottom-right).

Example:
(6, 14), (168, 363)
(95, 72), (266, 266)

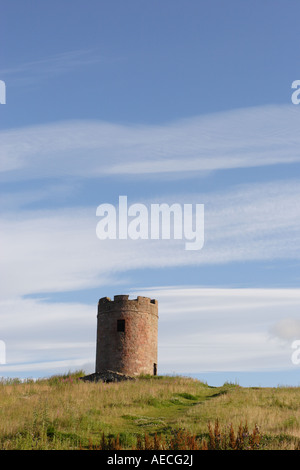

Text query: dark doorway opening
(153, 363), (157, 376)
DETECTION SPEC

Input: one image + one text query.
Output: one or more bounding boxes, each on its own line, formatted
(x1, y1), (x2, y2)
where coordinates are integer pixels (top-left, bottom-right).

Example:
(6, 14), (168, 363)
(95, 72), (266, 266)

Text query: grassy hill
(0, 371), (299, 450)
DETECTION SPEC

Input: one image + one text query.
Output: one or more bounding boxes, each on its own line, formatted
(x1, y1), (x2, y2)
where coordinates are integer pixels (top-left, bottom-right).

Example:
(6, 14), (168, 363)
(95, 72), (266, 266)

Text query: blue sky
(1, 0), (300, 386)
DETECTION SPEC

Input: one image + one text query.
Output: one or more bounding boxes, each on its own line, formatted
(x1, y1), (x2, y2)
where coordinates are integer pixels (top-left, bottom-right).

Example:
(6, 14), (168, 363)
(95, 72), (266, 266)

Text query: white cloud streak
(1, 104), (300, 179)
(130, 286), (300, 373)
(0, 49), (113, 86)
(1, 179), (299, 299)
(0, 297), (96, 377)
(1, 287), (299, 377)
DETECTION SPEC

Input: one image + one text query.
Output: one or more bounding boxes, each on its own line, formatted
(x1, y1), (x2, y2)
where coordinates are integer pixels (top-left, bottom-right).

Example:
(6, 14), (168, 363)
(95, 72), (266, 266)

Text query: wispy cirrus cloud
(0, 297), (96, 378)
(1, 286), (299, 378)
(1, 179), (299, 299)
(0, 104), (300, 179)
(129, 286), (300, 373)
(0, 49), (118, 86)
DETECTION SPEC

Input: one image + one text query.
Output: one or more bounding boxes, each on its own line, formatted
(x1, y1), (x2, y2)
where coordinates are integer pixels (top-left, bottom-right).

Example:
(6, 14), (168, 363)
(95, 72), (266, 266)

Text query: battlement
(98, 295), (158, 306)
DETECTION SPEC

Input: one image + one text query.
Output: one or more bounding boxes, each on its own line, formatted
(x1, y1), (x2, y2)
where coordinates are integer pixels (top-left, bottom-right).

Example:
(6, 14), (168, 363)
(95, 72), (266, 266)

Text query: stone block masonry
(95, 295), (158, 377)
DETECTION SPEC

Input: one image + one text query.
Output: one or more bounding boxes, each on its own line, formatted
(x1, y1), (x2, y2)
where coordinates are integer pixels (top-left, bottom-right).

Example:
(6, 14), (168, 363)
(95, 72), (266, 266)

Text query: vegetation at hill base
(0, 371), (299, 450)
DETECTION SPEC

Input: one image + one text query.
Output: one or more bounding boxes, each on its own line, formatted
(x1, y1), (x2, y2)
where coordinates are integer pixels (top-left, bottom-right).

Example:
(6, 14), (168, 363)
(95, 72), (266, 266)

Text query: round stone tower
(95, 295), (158, 377)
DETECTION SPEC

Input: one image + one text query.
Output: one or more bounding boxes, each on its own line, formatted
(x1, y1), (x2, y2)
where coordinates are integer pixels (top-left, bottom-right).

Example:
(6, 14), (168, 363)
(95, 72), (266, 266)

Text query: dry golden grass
(0, 372), (299, 449)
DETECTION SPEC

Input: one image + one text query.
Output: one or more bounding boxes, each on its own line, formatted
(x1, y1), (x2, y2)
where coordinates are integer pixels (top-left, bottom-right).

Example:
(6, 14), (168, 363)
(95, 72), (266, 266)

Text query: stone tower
(95, 295), (158, 377)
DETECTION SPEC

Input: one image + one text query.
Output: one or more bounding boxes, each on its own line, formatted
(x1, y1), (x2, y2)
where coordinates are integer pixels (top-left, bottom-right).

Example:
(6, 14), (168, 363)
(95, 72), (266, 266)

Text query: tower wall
(95, 295), (158, 376)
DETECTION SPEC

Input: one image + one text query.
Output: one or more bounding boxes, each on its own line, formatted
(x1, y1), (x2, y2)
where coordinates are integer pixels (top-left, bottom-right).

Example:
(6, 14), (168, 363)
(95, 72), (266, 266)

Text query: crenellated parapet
(98, 295), (158, 317)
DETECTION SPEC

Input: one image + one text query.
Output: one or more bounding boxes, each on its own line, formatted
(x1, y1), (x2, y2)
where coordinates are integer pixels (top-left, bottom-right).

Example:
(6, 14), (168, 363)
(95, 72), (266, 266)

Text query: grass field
(0, 371), (299, 450)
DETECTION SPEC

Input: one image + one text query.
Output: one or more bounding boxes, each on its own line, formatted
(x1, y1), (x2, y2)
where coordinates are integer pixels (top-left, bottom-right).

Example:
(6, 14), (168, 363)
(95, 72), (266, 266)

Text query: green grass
(0, 371), (299, 449)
